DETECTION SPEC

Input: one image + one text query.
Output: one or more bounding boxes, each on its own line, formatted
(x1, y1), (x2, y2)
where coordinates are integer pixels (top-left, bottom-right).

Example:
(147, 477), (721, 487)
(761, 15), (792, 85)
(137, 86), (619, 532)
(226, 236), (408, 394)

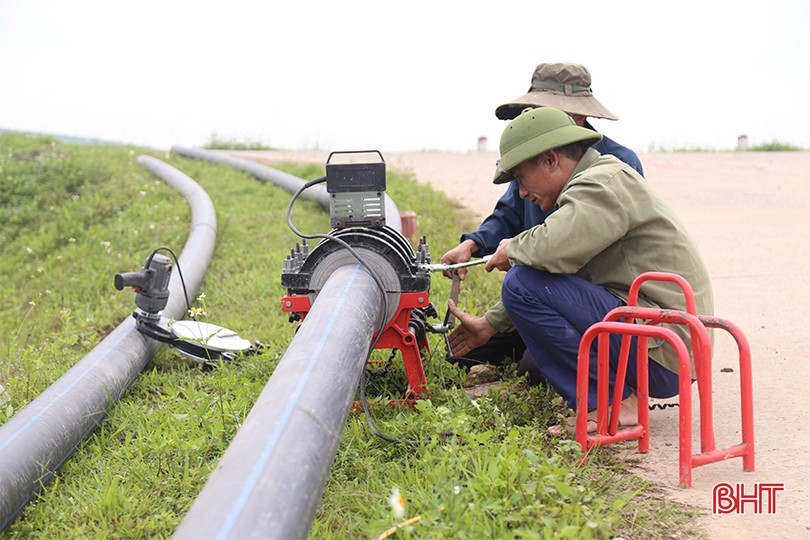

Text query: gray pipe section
(173, 263), (384, 540)
(0, 155), (217, 530)
(171, 145), (402, 233)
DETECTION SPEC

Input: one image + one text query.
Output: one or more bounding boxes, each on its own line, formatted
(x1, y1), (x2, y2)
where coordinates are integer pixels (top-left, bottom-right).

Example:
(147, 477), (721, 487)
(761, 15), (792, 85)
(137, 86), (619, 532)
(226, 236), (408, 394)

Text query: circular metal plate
(170, 320), (252, 353)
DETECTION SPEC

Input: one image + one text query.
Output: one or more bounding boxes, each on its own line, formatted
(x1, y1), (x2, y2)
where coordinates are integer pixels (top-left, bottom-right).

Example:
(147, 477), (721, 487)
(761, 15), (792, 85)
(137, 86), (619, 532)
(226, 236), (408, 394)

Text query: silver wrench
(417, 255), (492, 273)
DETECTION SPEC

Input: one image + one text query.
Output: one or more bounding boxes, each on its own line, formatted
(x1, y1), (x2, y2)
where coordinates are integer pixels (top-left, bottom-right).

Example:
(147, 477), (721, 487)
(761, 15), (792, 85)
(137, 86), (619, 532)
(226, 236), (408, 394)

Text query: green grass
(645, 139), (805, 153)
(202, 131), (277, 151)
(745, 140), (804, 152)
(0, 132), (701, 539)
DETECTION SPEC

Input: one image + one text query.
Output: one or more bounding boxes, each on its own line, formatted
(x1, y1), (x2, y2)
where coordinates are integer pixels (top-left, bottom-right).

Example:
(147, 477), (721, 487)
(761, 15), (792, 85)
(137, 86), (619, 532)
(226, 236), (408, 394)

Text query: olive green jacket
(484, 148), (713, 376)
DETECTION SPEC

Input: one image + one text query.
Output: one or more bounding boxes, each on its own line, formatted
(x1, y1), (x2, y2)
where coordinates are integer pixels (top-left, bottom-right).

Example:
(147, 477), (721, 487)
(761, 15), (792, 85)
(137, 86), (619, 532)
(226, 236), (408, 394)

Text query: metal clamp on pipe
(281, 150), (441, 406)
(280, 151), (501, 405)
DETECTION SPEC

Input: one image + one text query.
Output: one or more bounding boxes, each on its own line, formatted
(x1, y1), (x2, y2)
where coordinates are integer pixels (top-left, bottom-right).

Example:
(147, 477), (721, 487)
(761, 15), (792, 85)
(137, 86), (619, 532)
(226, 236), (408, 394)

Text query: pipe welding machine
(280, 151), (489, 406)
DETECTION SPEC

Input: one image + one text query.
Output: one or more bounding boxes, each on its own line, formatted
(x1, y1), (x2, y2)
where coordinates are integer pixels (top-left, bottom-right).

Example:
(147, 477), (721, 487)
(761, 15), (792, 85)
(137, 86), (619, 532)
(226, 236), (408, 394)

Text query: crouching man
(447, 107), (713, 434)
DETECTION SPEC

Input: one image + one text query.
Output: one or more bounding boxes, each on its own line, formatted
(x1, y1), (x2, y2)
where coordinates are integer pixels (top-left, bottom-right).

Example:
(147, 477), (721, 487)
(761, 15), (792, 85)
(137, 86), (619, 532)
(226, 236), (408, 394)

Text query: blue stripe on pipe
(0, 326), (137, 452)
(216, 264), (361, 540)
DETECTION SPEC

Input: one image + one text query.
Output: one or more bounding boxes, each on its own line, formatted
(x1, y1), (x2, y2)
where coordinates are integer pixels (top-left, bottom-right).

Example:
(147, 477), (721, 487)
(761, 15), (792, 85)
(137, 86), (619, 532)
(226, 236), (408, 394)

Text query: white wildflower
(388, 487), (405, 519)
(188, 307), (207, 318)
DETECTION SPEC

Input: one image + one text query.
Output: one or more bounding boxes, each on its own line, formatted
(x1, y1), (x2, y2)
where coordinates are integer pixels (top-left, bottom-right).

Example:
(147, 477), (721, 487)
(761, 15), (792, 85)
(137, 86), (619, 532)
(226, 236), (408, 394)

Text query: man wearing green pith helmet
(446, 107), (713, 435)
(442, 63), (644, 381)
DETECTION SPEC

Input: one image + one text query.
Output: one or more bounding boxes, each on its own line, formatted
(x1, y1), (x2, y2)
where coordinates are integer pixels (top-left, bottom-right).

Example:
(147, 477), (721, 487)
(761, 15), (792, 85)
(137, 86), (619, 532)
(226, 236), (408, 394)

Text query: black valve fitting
(115, 253), (173, 318)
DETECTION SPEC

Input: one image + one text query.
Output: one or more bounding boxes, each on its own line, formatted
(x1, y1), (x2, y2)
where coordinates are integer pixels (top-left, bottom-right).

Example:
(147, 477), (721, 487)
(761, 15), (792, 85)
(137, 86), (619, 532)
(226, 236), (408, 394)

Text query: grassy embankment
(0, 132), (701, 539)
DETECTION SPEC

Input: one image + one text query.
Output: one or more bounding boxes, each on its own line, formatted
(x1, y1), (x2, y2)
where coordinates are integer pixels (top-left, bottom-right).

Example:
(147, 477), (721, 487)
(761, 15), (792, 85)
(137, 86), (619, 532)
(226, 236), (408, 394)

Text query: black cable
(285, 177), (418, 445)
(649, 402), (679, 410)
(146, 245), (192, 313)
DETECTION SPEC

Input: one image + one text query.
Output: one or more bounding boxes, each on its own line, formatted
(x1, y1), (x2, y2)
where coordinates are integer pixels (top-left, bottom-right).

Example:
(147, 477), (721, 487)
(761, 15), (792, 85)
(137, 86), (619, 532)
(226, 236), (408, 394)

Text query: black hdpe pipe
(173, 264), (384, 540)
(170, 145), (403, 233)
(0, 155), (217, 530)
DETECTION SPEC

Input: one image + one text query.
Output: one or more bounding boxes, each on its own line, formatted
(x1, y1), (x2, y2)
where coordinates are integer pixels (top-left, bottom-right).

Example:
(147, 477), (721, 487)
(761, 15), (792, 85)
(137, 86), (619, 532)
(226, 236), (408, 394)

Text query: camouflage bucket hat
(495, 62), (619, 121)
(493, 107), (602, 184)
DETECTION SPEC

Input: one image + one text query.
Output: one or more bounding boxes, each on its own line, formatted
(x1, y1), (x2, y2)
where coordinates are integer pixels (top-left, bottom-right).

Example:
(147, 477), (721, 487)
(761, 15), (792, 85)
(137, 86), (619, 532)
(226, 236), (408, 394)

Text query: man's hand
(440, 239), (479, 279)
(447, 299), (498, 358)
(484, 238), (512, 272)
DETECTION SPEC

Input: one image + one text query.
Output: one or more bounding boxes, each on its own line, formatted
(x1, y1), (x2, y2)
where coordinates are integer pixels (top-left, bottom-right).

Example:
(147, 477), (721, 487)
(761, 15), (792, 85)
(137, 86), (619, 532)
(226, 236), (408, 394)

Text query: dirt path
(233, 149), (810, 539)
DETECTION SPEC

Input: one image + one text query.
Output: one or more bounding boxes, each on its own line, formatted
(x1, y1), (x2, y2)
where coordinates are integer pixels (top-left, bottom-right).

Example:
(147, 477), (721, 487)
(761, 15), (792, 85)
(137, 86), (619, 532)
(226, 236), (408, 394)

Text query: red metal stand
(575, 272), (755, 487)
(281, 291), (431, 408)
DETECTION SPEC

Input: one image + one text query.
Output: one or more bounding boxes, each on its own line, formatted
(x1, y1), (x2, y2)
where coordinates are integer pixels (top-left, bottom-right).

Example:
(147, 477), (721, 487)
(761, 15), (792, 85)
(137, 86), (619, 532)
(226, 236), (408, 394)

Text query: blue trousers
(500, 267), (681, 411)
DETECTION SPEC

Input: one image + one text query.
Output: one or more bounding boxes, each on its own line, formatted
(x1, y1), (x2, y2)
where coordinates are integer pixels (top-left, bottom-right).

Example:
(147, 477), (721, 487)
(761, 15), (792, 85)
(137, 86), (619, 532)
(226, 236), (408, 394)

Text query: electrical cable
(649, 402), (679, 410)
(285, 177), (418, 445)
(146, 246), (192, 313)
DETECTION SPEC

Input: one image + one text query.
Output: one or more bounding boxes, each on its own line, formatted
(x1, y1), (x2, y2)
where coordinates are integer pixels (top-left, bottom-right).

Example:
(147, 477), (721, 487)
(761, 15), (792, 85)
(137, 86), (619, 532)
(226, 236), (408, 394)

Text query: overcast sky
(1, 0), (808, 154)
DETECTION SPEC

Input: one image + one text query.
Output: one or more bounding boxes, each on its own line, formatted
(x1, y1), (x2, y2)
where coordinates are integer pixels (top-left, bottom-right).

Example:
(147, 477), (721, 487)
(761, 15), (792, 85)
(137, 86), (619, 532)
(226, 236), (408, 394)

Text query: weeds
(202, 131), (276, 151)
(645, 139), (805, 153)
(745, 140), (804, 152)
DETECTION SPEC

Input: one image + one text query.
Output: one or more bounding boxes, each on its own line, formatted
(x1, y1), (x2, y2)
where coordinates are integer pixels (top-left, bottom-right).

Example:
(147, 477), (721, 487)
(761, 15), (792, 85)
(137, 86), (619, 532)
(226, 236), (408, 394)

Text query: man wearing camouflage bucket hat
(495, 62), (621, 122)
(494, 63), (642, 177)
(441, 62), (644, 383)
(444, 62), (643, 272)
(446, 107), (713, 435)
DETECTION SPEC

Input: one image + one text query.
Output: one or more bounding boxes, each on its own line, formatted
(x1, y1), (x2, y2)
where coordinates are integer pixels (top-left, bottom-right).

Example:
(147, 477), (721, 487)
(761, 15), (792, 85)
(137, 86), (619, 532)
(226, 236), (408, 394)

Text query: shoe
(462, 363), (500, 387)
(546, 416), (598, 436)
(547, 393), (640, 436)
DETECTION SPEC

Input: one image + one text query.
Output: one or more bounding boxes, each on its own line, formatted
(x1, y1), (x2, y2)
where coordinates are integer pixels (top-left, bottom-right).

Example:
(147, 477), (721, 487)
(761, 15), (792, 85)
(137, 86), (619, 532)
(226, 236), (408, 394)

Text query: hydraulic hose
(170, 145), (403, 232)
(173, 263), (385, 540)
(0, 155), (217, 530)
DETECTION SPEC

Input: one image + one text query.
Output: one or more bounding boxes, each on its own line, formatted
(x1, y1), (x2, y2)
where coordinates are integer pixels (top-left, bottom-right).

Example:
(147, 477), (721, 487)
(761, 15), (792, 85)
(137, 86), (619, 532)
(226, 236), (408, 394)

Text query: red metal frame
(281, 291), (431, 408)
(575, 272), (755, 487)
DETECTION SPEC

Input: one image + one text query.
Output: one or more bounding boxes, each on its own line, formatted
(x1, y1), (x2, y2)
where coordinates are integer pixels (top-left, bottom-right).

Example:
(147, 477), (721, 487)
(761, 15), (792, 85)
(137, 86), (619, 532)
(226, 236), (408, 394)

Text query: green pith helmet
(493, 107), (603, 184)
